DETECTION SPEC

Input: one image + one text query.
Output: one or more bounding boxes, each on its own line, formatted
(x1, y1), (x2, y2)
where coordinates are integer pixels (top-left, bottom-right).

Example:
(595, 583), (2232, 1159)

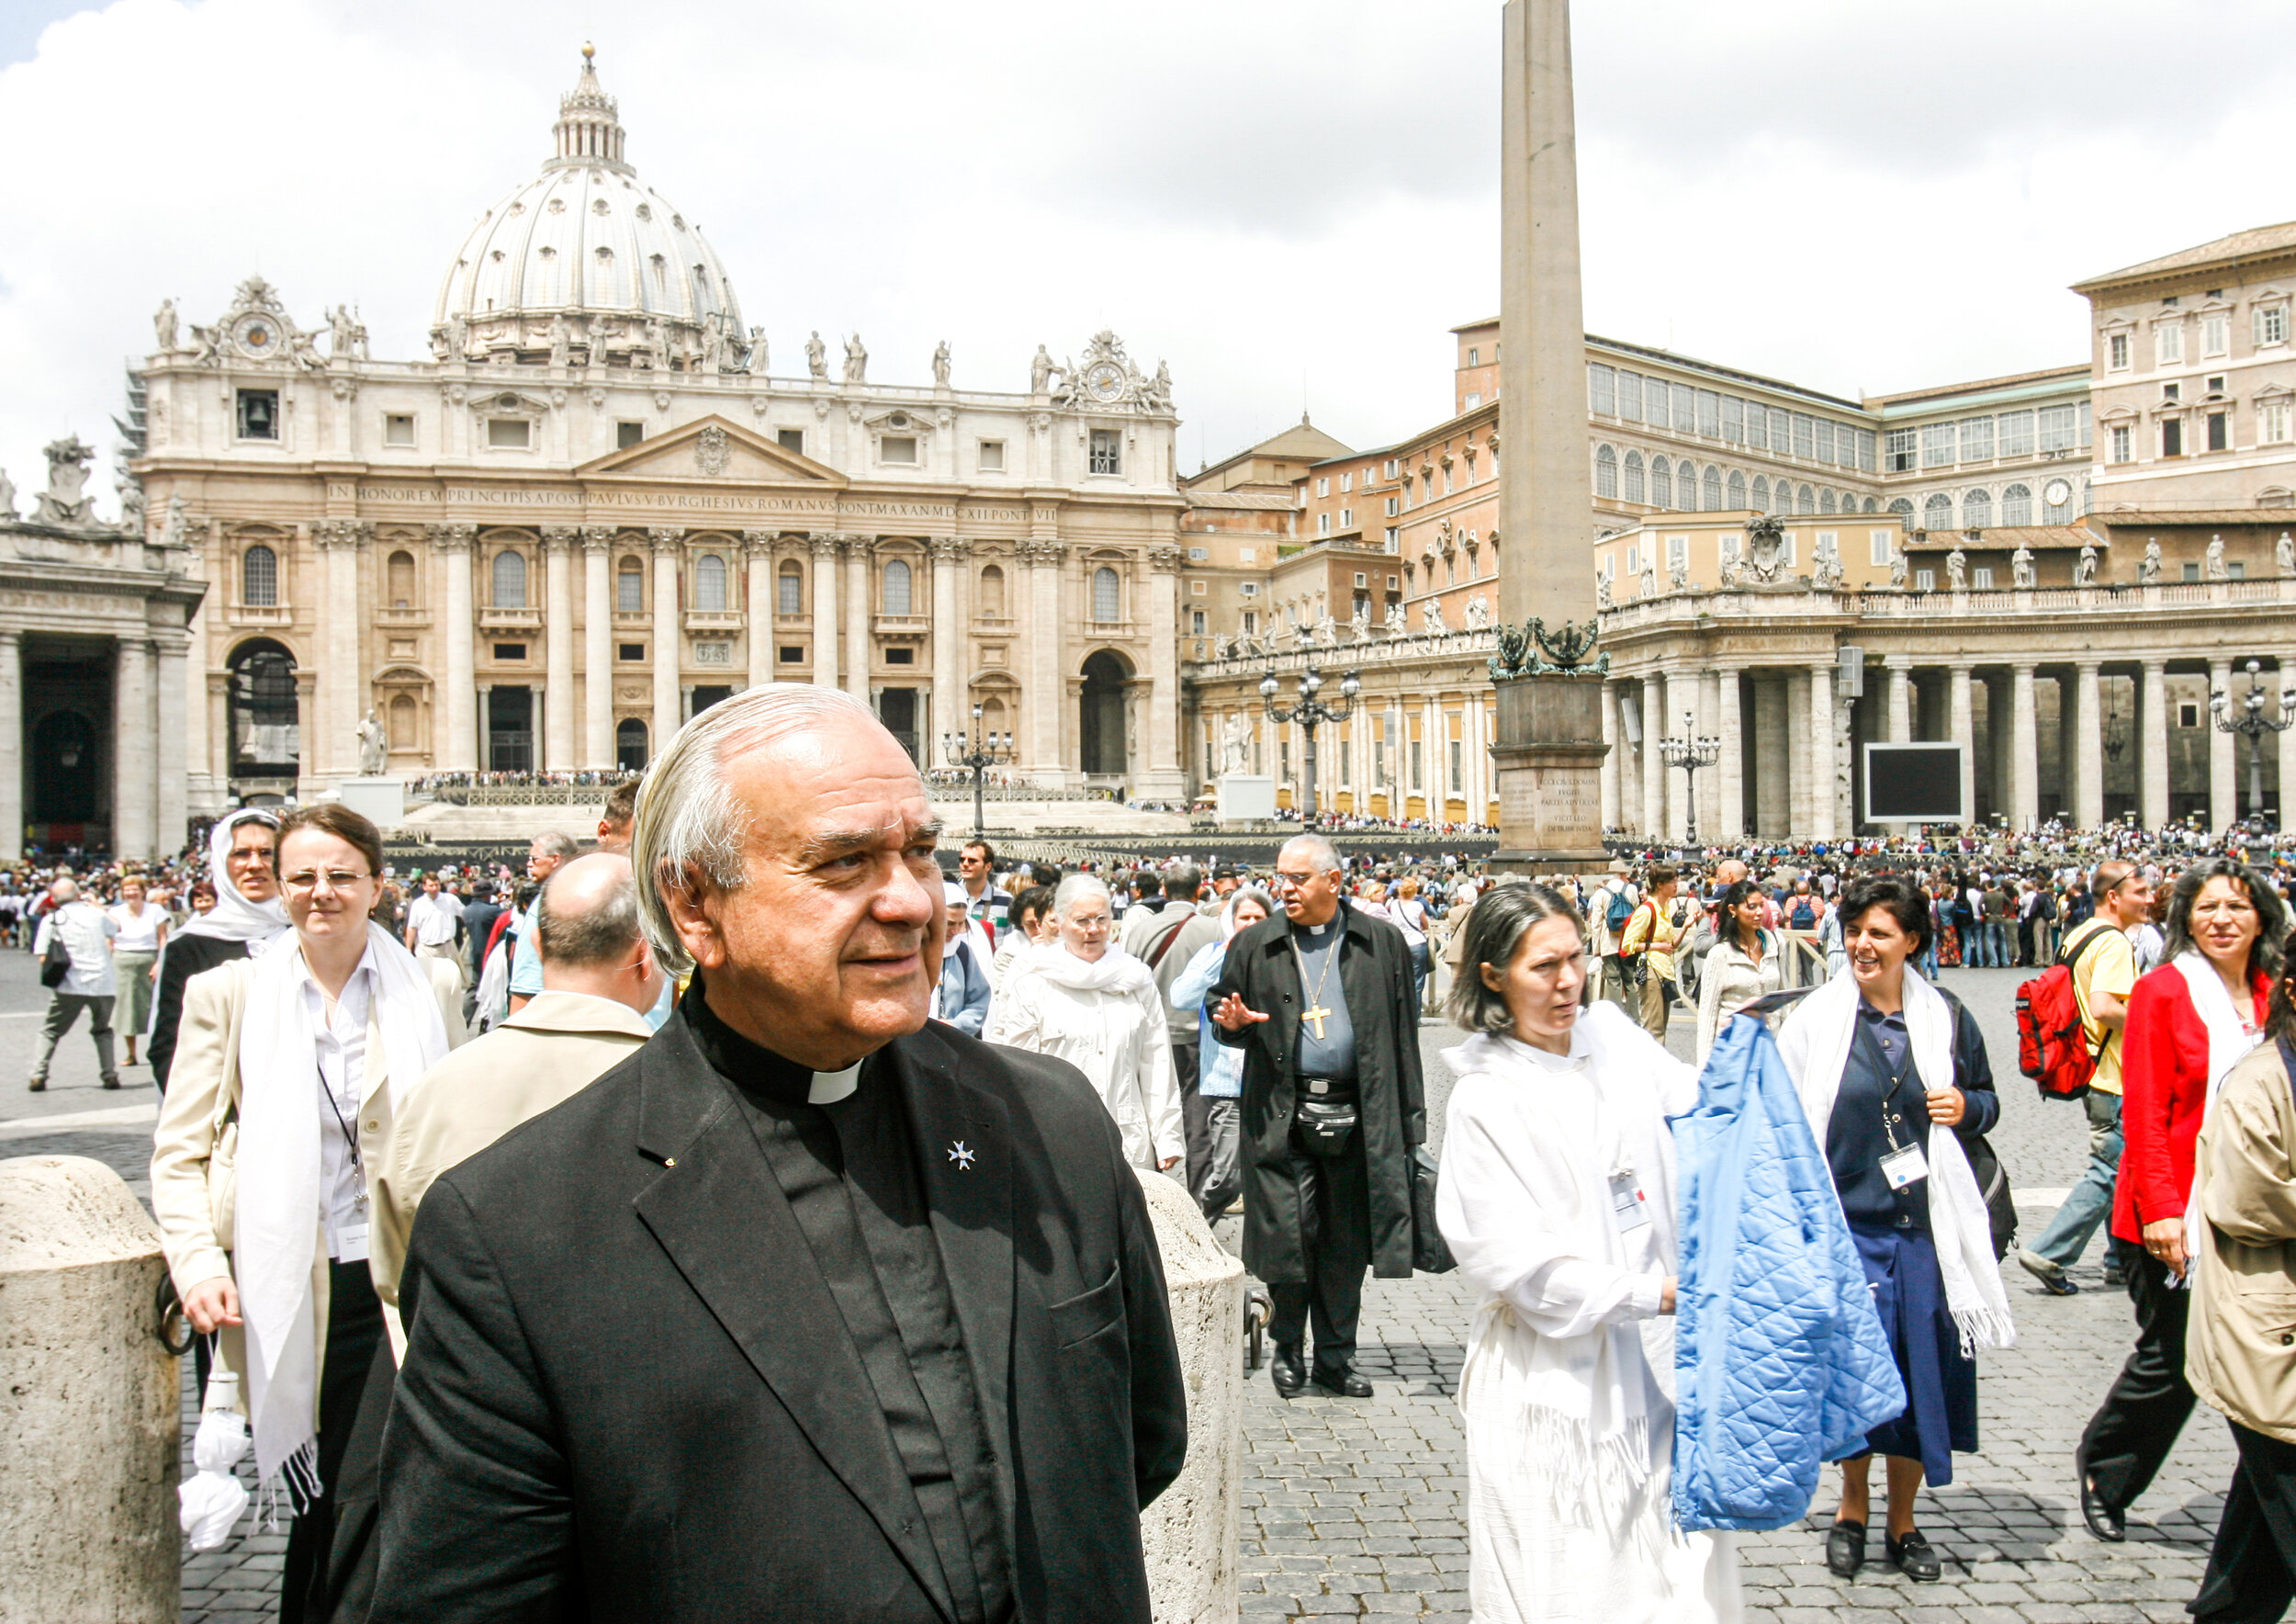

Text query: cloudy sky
(4, 0), (2292, 520)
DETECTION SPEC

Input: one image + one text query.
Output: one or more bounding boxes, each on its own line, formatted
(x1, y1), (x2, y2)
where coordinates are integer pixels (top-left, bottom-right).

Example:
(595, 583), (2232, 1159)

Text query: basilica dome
(431, 47), (749, 372)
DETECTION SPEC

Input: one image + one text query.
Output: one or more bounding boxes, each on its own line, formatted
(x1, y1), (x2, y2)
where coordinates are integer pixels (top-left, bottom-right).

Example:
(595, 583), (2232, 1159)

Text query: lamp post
(941, 703), (1015, 843)
(1659, 706), (1722, 847)
(2209, 659), (2296, 828)
(1261, 663), (1361, 823)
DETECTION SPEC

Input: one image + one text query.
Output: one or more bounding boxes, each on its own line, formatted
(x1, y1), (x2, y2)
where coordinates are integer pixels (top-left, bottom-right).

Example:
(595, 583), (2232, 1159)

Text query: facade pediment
(575, 415), (845, 486)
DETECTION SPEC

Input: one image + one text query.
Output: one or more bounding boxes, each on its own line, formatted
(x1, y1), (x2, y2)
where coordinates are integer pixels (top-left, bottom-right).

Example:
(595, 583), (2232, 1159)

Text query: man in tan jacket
(371, 851), (663, 1337)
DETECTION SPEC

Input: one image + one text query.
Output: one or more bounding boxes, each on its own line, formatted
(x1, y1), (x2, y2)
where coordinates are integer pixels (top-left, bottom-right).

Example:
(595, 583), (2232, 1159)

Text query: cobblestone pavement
(0, 948), (2238, 1620)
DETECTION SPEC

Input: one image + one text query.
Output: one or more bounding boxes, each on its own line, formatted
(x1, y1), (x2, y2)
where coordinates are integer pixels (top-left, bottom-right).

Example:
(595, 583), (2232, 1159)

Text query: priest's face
(672, 712), (943, 1070)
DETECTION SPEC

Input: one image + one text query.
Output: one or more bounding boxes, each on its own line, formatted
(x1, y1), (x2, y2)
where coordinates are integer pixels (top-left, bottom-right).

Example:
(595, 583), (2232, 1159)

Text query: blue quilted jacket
(1671, 1014), (1906, 1532)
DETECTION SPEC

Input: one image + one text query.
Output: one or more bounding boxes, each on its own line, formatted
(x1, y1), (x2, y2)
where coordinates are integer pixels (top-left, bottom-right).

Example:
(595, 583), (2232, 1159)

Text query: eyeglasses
(1273, 871), (1317, 889)
(282, 869), (375, 896)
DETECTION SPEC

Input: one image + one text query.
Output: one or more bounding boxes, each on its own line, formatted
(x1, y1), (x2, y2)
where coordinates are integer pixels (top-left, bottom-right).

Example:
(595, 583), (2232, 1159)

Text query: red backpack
(2015, 922), (2113, 1100)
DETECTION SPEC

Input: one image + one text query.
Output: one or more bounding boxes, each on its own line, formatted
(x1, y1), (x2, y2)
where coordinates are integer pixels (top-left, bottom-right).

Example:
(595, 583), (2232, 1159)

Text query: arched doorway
(1079, 650), (1131, 779)
(617, 717), (649, 772)
(228, 638), (300, 785)
(29, 709), (96, 824)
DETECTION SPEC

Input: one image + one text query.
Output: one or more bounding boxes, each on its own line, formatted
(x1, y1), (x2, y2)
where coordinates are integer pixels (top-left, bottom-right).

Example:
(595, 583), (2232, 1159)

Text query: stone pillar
(1638, 675), (1665, 841)
(154, 634), (188, 855)
(2209, 657), (2237, 828)
(650, 529), (684, 754)
(1948, 664), (1975, 823)
(2011, 664), (2040, 830)
(743, 531), (776, 692)
(929, 536), (966, 766)
(1885, 656), (1912, 744)
(315, 522), (360, 781)
(809, 534), (841, 690)
(0, 1156), (179, 1622)
(1807, 660), (1837, 842)
(433, 524), (478, 772)
(477, 683), (493, 772)
(2141, 659), (2170, 829)
(2073, 660), (2105, 829)
(181, 519), (214, 810)
(1491, 0), (1604, 866)
(843, 535), (872, 701)
(2279, 661), (2296, 832)
(0, 630), (19, 862)
(543, 527), (577, 772)
(1598, 679), (1622, 833)
(1715, 670), (1742, 841)
(581, 527), (614, 769)
(1024, 539), (1067, 783)
(1131, 1169), (1243, 1624)
(113, 636), (152, 861)
(1143, 546), (1185, 798)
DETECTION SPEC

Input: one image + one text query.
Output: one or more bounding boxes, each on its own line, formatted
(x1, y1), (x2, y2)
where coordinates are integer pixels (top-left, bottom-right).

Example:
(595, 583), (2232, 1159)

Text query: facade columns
(929, 536), (966, 765)
(843, 535), (872, 701)
(155, 633), (188, 856)
(1715, 670), (1742, 841)
(1807, 660), (1836, 842)
(743, 532), (775, 692)
(542, 527), (577, 771)
(431, 524), (478, 772)
(1143, 546), (1184, 798)
(0, 631), (17, 860)
(2208, 657), (2237, 827)
(649, 529), (683, 755)
(1885, 656), (1912, 743)
(2073, 660), (2105, 830)
(2010, 664), (2040, 830)
(2280, 660), (2296, 831)
(114, 636), (153, 860)
(181, 519), (214, 809)
(1947, 664), (1975, 822)
(580, 528), (614, 768)
(1022, 539), (1067, 783)
(2141, 660), (2171, 829)
(1599, 679), (1622, 833)
(808, 534), (841, 690)
(1639, 674), (1666, 840)
(315, 522), (362, 781)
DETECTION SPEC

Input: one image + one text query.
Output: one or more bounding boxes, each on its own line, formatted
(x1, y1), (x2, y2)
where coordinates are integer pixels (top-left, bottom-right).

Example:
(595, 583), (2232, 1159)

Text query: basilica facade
(133, 51), (1187, 819)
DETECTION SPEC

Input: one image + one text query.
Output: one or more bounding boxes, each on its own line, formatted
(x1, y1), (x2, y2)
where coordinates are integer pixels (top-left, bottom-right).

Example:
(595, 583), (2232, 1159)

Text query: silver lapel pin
(948, 1140), (977, 1170)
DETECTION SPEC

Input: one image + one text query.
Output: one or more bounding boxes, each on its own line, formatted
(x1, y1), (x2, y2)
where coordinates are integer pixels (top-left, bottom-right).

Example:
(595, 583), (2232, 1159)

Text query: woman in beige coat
(151, 804), (450, 1624)
(2184, 940), (2296, 1621)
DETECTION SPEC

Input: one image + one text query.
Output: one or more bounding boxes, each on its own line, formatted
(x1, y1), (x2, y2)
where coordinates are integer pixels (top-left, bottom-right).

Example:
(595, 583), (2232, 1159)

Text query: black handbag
(1410, 1146), (1456, 1274)
(39, 923), (71, 989)
(1964, 1133), (2016, 1261)
(1292, 1098), (1359, 1156)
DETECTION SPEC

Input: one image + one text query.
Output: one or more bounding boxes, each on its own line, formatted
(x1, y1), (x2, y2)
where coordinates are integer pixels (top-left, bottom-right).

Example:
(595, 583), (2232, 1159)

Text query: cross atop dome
(549, 41), (628, 173)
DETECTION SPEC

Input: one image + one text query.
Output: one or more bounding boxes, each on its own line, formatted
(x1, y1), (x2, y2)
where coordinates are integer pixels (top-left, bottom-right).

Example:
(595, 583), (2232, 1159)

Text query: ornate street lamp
(1659, 707), (1722, 847)
(1261, 663), (1361, 821)
(2209, 659), (2296, 829)
(2103, 685), (2126, 763)
(940, 703), (1015, 842)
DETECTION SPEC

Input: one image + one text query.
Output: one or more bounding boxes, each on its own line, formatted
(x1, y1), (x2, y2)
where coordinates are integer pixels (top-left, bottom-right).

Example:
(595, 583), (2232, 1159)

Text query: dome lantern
(549, 43), (629, 174)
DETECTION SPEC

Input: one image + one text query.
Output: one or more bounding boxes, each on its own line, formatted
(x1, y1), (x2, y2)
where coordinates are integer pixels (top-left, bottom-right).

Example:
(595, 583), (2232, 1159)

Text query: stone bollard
(0, 1156), (180, 1623)
(1135, 1169), (1244, 1624)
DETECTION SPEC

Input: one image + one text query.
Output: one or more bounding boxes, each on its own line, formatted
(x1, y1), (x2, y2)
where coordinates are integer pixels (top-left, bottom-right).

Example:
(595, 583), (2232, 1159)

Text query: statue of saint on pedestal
(357, 710), (388, 777)
(843, 333), (868, 385)
(932, 341), (951, 388)
(805, 331), (828, 379)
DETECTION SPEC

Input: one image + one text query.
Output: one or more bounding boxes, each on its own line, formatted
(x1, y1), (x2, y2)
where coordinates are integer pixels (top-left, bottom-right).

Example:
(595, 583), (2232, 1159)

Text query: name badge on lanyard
(1879, 1141), (1929, 1190)
(1608, 1169), (1652, 1233)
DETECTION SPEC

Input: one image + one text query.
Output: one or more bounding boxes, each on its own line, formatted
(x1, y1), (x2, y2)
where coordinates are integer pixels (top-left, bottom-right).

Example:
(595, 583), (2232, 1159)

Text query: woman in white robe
(1435, 882), (1740, 1624)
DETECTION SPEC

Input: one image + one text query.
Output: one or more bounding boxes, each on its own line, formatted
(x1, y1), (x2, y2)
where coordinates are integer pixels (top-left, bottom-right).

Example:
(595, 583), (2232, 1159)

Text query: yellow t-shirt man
(2063, 916), (2138, 1095)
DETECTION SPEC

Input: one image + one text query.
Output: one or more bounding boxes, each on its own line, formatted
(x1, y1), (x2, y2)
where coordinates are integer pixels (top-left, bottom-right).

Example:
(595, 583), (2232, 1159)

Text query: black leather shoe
(1885, 1528), (1941, 1582)
(1269, 1343), (1306, 1398)
(1311, 1367), (1373, 1398)
(2079, 1456), (2125, 1541)
(1826, 1517), (1865, 1578)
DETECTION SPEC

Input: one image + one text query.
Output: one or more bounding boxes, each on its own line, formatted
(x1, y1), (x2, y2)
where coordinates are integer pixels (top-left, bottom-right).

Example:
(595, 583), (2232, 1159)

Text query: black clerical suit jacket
(372, 1005), (1188, 1623)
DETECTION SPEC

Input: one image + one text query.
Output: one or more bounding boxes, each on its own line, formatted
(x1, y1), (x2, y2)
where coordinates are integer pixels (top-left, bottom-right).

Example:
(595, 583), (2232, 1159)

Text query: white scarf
(2172, 950), (2263, 1283)
(1023, 940), (1154, 996)
(235, 922), (448, 1513)
(178, 810), (291, 944)
(1776, 968), (2016, 1356)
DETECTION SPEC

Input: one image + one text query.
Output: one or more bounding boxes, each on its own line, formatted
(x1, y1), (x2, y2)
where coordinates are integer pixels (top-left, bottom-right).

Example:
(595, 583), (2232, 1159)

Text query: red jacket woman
(2110, 960), (2271, 1249)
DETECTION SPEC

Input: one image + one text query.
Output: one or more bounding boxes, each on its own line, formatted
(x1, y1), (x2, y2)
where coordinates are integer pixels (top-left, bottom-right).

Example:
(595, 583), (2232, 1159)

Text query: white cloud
(3, 0), (2292, 514)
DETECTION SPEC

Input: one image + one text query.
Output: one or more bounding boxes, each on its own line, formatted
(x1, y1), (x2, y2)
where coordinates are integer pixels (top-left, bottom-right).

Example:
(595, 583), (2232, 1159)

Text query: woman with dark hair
(1695, 878), (1785, 1063)
(1776, 874), (2009, 1583)
(2183, 924), (2296, 1619)
(2074, 859), (2282, 1546)
(1932, 878), (1963, 969)
(1435, 883), (1739, 1621)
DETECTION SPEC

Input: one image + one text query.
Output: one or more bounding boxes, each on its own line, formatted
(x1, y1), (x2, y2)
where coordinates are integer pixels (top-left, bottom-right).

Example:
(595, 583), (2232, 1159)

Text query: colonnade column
(543, 528), (577, 771)
(743, 532), (775, 693)
(649, 529), (683, 754)
(1885, 656), (1911, 743)
(2011, 664), (2040, 830)
(2280, 659), (2296, 831)
(1144, 546), (1184, 797)
(1599, 680), (1623, 834)
(2141, 660), (2170, 829)
(2208, 657), (2237, 827)
(1639, 674), (1665, 841)
(1806, 660), (1837, 842)
(2073, 660), (2105, 830)
(580, 529), (613, 768)
(155, 633), (188, 855)
(843, 536), (872, 702)
(1715, 671), (1742, 841)
(0, 630), (19, 861)
(929, 537), (965, 764)
(809, 534), (841, 690)
(1948, 664), (1975, 823)
(114, 636), (152, 860)
(1656, 668), (1685, 841)
(1022, 539), (1066, 783)
(432, 524), (478, 772)
(180, 519), (212, 804)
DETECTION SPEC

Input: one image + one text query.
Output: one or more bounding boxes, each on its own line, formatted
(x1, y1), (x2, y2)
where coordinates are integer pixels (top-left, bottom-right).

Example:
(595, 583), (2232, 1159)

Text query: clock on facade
(231, 314), (280, 359)
(2043, 478), (2072, 509)
(1084, 361), (1127, 403)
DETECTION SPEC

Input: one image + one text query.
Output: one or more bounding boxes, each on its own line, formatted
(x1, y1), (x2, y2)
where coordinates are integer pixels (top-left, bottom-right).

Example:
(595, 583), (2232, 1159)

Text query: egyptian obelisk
(1491, 0), (1608, 868)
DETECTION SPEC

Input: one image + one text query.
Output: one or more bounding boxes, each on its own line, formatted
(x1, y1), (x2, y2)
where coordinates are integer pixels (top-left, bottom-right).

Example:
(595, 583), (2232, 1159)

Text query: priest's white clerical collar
(1297, 917), (1338, 940)
(808, 1063), (862, 1105)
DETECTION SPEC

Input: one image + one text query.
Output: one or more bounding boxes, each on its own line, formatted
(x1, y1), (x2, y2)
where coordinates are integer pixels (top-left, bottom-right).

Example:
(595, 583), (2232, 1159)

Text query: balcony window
(488, 418), (532, 449)
(883, 557), (912, 615)
(1092, 566), (1120, 621)
(1089, 429), (1121, 475)
(491, 549), (527, 608)
(694, 552), (727, 612)
(242, 544), (278, 606)
(778, 560), (803, 615)
(616, 558), (644, 613)
(879, 434), (917, 466)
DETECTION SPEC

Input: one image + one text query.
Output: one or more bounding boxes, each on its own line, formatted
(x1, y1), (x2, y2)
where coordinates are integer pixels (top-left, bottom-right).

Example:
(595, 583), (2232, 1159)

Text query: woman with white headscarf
(988, 874), (1184, 1172)
(150, 809), (288, 1093)
(152, 804), (452, 1623)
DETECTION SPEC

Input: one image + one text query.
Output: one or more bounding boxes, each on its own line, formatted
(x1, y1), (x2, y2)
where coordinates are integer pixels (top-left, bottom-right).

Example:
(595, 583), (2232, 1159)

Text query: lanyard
(317, 1061), (368, 1212)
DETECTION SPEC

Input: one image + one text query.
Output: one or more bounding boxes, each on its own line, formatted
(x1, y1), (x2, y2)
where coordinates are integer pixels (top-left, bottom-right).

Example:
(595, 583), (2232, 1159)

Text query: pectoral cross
(1301, 1003), (1333, 1040)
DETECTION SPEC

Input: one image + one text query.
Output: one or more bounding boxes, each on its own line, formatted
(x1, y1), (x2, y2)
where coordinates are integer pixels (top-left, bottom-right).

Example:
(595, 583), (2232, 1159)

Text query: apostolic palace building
(7, 48), (2296, 861)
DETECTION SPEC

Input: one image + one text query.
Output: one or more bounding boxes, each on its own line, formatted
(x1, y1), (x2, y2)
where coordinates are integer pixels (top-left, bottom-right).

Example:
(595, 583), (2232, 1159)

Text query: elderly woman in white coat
(151, 803), (452, 1623)
(1435, 882), (1740, 1624)
(988, 873), (1184, 1172)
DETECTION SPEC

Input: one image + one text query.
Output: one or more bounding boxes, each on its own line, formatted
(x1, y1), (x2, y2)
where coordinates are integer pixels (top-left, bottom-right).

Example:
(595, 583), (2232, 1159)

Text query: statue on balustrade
(1639, 558), (1657, 598)
(1349, 600), (1370, 640)
(1812, 534), (1843, 589)
(843, 333), (869, 385)
(2279, 531), (2295, 576)
(1887, 545), (1908, 591)
(1423, 598), (1446, 635)
(2011, 545), (2035, 589)
(2139, 539), (2163, 584)
(2076, 542), (2099, 586)
(2206, 535), (2229, 580)
(1667, 559), (1690, 592)
(1945, 546), (1967, 592)
(1463, 593), (1491, 630)
(805, 331), (828, 379)
(1383, 601), (1408, 637)
(932, 341), (951, 388)
(1221, 714), (1250, 776)
(1597, 571), (1615, 608)
(0, 468), (15, 522)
